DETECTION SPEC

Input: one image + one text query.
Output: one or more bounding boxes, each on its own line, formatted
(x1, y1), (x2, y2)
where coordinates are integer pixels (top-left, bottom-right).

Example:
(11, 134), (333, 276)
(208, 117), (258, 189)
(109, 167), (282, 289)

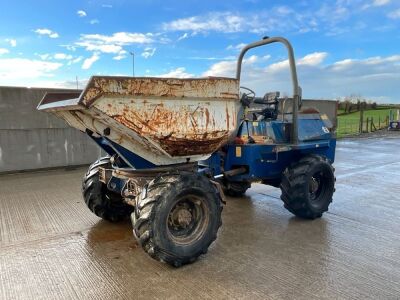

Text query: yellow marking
(236, 146), (242, 157)
(252, 122), (258, 126)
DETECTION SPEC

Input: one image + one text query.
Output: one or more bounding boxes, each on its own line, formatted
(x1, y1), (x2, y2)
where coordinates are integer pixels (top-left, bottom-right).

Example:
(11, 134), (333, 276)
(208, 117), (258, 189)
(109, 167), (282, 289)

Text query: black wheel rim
(309, 171), (328, 206)
(166, 194), (209, 245)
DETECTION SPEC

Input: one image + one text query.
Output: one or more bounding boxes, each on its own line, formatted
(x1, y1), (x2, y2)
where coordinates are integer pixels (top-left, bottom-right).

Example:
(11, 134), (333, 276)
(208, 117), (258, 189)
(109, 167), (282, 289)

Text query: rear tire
(280, 155), (335, 219)
(82, 157), (133, 222)
(132, 171), (223, 267)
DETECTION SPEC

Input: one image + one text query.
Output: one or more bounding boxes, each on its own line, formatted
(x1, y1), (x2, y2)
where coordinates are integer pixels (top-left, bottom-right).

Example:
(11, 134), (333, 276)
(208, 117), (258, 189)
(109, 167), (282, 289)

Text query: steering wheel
(240, 86), (256, 107)
(240, 86), (255, 99)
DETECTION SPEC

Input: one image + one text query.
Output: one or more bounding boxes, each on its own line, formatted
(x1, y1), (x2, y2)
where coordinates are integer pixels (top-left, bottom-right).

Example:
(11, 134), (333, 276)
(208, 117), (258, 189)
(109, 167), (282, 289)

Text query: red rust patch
(110, 105), (229, 156)
(159, 135), (228, 156)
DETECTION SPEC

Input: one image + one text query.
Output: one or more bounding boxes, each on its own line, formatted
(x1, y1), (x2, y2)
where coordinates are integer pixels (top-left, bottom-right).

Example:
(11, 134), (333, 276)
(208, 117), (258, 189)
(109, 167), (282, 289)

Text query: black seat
(255, 92), (280, 120)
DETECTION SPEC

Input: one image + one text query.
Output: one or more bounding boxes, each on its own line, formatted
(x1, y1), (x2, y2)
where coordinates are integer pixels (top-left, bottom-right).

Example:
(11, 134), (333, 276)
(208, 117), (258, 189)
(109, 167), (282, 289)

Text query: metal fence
(337, 112), (391, 137)
(337, 118), (361, 137)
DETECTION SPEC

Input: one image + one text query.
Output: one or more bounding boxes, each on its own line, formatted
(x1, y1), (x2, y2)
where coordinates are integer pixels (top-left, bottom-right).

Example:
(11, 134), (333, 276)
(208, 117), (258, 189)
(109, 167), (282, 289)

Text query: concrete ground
(1, 134), (400, 300)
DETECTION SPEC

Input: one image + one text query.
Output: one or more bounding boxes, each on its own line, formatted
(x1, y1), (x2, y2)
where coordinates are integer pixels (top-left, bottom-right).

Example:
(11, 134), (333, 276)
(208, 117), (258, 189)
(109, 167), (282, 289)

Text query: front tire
(280, 155), (335, 219)
(82, 157), (133, 222)
(132, 172), (223, 267)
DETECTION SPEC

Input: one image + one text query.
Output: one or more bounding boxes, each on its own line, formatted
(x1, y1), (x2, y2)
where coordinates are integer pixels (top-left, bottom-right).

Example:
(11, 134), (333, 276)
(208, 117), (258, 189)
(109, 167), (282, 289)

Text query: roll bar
(236, 36), (301, 144)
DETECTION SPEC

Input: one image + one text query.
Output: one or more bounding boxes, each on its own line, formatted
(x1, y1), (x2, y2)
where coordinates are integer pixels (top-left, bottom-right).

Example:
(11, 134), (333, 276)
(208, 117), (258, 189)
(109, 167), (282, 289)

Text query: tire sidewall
(151, 180), (221, 259)
(302, 159), (335, 213)
(82, 156), (132, 222)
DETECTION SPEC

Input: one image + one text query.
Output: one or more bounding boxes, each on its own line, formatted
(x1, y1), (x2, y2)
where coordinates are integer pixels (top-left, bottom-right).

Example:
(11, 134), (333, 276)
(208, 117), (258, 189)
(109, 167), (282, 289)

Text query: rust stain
(205, 108), (210, 130)
(160, 135), (228, 156)
(80, 76), (239, 107)
(226, 105), (230, 131)
(108, 104), (229, 156)
(220, 92), (239, 98)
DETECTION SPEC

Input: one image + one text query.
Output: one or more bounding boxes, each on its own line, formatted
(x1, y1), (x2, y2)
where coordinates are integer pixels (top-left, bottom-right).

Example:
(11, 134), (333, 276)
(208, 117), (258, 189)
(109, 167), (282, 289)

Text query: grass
(337, 108), (397, 137)
(338, 108), (395, 121)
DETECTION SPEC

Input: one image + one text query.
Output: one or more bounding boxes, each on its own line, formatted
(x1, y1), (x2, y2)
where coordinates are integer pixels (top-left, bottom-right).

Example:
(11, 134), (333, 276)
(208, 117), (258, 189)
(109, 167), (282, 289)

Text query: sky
(0, 0), (399, 102)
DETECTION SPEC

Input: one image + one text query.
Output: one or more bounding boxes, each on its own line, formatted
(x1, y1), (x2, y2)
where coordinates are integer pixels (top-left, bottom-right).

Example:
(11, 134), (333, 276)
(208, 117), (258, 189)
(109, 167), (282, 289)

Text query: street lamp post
(129, 51), (135, 77)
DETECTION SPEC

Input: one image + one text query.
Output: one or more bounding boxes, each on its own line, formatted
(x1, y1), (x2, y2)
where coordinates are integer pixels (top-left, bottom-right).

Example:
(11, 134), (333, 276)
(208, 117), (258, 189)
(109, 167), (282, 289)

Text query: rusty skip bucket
(37, 76), (240, 165)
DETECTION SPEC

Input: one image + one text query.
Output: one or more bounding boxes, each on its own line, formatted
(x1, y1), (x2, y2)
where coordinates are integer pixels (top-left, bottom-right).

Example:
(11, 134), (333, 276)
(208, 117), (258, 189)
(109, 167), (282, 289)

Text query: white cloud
(101, 4), (112, 8)
(202, 54), (265, 77)
(202, 60), (236, 77)
(80, 32), (154, 44)
(162, 9), (323, 35)
(67, 56), (83, 65)
(203, 52), (400, 102)
(5, 39), (17, 47)
(264, 52), (327, 73)
(0, 58), (62, 80)
(362, 0), (391, 9)
(177, 33), (189, 41)
(262, 55), (272, 61)
(275, 6), (293, 15)
(54, 53), (73, 60)
(77, 42), (123, 54)
(72, 56), (83, 63)
(76, 32), (155, 54)
(298, 52), (328, 66)
(163, 12), (247, 33)
(245, 55), (258, 64)
(0, 48), (9, 55)
(37, 53), (50, 60)
(34, 28), (59, 38)
(388, 9), (400, 19)
(82, 53), (100, 69)
(113, 50), (127, 60)
(372, 0), (391, 6)
(90, 19), (99, 24)
(141, 47), (156, 59)
(266, 60), (289, 72)
(113, 54), (126, 60)
(316, 3), (349, 26)
(77, 10), (87, 17)
(226, 43), (246, 51)
(36, 53), (77, 61)
(163, 3), (376, 37)
(60, 44), (76, 51)
(156, 67), (194, 78)
(332, 55), (400, 71)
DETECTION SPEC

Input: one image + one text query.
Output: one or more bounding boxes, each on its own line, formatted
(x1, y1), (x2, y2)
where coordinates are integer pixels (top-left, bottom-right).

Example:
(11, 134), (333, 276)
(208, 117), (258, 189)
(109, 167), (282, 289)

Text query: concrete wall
(0, 86), (102, 173)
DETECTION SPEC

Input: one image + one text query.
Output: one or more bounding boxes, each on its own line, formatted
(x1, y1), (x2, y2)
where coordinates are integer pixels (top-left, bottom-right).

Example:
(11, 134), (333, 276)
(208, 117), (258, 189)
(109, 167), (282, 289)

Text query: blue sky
(0, 0), (399, 102)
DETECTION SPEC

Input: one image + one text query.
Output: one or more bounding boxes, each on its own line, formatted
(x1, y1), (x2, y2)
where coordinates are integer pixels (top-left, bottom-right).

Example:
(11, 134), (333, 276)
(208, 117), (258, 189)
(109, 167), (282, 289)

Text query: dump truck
(37, 37), (336, 267)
